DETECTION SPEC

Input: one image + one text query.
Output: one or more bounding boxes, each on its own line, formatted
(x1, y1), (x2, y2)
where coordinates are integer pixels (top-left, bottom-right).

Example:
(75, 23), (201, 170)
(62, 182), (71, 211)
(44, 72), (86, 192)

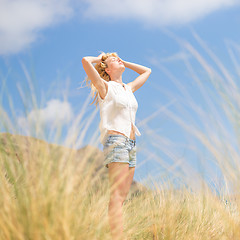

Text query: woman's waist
(107, 130), (136, 141)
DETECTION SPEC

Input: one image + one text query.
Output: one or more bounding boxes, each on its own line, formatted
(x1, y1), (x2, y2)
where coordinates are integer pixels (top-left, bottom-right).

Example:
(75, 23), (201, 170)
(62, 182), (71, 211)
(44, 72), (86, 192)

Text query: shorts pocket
(103, 138), (126, 155)
(132, 144), (137, 151)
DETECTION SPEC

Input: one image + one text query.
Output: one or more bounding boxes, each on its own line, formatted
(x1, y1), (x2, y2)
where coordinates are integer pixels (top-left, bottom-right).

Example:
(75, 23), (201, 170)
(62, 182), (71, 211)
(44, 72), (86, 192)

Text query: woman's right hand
(97, 52), (106, 61)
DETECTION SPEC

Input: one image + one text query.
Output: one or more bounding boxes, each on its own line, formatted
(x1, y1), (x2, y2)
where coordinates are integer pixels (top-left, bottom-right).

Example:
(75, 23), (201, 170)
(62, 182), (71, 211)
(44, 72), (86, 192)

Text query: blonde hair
(85, 52), (119, 108)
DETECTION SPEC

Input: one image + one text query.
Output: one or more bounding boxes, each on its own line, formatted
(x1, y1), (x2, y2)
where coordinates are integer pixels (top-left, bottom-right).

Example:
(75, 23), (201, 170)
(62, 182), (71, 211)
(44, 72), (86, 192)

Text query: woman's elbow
(82, 57), (87, 63)
(147, 68), (152, 74)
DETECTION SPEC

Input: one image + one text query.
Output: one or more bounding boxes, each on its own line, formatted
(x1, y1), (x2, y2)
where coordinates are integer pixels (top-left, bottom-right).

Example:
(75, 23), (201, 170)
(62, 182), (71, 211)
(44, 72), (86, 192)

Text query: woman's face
(105, 56), (125, 74)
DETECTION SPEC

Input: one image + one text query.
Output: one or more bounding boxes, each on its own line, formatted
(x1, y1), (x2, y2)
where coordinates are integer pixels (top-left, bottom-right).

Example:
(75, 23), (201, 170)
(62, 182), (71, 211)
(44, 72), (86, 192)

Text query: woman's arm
(122, 60), (151, 74)
(81, 53), (106, 91)
(122, 59), (151, 93)
(82, 56), (102, 64)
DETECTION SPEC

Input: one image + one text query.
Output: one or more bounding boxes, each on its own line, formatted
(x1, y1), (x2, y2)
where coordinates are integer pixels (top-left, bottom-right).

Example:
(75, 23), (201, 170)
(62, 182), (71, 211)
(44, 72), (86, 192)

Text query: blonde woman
(82, 52), (151, 240)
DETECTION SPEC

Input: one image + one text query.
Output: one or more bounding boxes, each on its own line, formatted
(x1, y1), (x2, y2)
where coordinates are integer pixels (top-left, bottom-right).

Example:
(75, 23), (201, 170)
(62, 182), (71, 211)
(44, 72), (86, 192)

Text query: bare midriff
(107, 122), (136, 140)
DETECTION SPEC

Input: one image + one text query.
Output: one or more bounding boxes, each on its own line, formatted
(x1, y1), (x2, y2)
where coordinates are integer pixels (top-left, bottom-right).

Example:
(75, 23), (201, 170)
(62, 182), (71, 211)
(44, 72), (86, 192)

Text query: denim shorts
(103, 134), (137, 168)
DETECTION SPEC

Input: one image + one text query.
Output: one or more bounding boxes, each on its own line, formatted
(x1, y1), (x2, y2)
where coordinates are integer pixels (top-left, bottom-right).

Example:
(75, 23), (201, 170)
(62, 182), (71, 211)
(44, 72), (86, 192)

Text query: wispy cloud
(0, 0), (73, 55)
(148, 52), (191, 65)
(18, 99), (73, 134)
(82, 0), (239, 26)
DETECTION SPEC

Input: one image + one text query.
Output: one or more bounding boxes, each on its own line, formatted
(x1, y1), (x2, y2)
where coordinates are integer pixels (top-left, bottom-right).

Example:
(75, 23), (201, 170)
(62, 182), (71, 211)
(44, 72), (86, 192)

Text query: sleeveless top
(97, 80), (141, 145)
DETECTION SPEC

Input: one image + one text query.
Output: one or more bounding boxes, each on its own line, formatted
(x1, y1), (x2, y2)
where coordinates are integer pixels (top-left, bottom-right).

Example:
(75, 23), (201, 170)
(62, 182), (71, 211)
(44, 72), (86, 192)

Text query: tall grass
(1, 35), (240, 239)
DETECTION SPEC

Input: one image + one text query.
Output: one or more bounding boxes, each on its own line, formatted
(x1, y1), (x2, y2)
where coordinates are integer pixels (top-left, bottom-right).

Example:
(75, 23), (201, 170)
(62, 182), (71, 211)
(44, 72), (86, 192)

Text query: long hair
(85, 52), (119, 108)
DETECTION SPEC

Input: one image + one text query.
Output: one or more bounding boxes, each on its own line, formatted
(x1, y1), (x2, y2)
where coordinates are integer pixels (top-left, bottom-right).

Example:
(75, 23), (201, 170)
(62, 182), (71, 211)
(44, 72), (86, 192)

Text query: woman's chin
(120, 66), (125, 72)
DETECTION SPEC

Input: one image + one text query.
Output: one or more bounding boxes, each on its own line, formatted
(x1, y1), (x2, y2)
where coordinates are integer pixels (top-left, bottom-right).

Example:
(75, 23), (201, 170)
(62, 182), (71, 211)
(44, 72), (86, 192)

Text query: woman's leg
(108, 162), (129, 240)
(123, 143), (137, 202)
(122, 167), (135, 202)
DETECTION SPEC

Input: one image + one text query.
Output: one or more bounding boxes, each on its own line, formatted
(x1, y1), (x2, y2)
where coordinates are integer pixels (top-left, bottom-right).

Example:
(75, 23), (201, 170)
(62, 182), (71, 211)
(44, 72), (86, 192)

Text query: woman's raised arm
(122, 59), (151, 75)
(81, 53), (106, 90)
(121, 59), (151, 93)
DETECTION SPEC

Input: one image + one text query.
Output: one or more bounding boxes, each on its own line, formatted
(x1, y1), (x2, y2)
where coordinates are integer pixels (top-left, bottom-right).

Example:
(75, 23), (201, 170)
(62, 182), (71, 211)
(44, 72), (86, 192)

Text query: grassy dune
(0, 133), (148, 239)
(0, 132), (240, 240)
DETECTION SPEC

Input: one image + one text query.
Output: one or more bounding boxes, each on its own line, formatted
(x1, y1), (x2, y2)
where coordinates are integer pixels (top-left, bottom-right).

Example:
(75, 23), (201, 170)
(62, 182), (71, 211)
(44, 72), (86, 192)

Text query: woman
(82, 52), (151, 240)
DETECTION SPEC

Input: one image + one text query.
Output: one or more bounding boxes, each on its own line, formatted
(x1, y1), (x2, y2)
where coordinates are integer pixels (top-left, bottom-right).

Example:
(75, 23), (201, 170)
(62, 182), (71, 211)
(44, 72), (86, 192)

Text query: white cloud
(1, 0), (239, 55)
(0, 0), (73, 55)
(18, 99), (74, 133)
(149, 52), (191, 65)
(82, 0), (240, 26)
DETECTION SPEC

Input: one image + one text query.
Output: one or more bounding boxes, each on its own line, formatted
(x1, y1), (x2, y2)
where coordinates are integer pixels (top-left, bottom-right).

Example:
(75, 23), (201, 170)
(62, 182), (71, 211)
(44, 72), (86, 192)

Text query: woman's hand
(97, 52), (106, 61)
(118, 56), (125, 66)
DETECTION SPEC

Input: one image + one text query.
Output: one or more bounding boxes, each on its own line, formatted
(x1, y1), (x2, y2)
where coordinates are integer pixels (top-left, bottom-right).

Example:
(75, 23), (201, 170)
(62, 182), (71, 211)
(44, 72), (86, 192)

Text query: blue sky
(1, 0), (240, 191)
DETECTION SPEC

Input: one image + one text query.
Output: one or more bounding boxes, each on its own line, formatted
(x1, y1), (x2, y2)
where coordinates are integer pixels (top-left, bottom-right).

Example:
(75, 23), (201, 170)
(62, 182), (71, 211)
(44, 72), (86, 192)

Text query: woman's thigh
(108, 162), (130, 197)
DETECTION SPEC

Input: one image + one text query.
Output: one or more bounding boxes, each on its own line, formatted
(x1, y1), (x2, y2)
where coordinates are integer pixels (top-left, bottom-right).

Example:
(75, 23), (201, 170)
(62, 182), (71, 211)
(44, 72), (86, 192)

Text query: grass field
(0, 131), (239, 239)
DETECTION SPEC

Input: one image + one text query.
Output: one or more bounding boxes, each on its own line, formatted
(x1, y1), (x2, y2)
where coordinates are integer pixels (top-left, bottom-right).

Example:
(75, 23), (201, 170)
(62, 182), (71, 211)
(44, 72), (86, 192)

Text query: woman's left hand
(119, 57), (125, 65)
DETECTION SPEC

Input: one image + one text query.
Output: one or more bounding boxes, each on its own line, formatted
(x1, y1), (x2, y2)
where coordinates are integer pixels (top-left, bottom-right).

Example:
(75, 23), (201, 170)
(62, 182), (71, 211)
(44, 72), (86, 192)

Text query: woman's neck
(110, 73), (123, 84)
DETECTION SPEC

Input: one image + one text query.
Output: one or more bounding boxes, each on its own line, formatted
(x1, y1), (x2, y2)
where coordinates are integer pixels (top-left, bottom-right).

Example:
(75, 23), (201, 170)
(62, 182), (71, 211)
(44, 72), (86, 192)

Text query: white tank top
(98, 80), (141, 145)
